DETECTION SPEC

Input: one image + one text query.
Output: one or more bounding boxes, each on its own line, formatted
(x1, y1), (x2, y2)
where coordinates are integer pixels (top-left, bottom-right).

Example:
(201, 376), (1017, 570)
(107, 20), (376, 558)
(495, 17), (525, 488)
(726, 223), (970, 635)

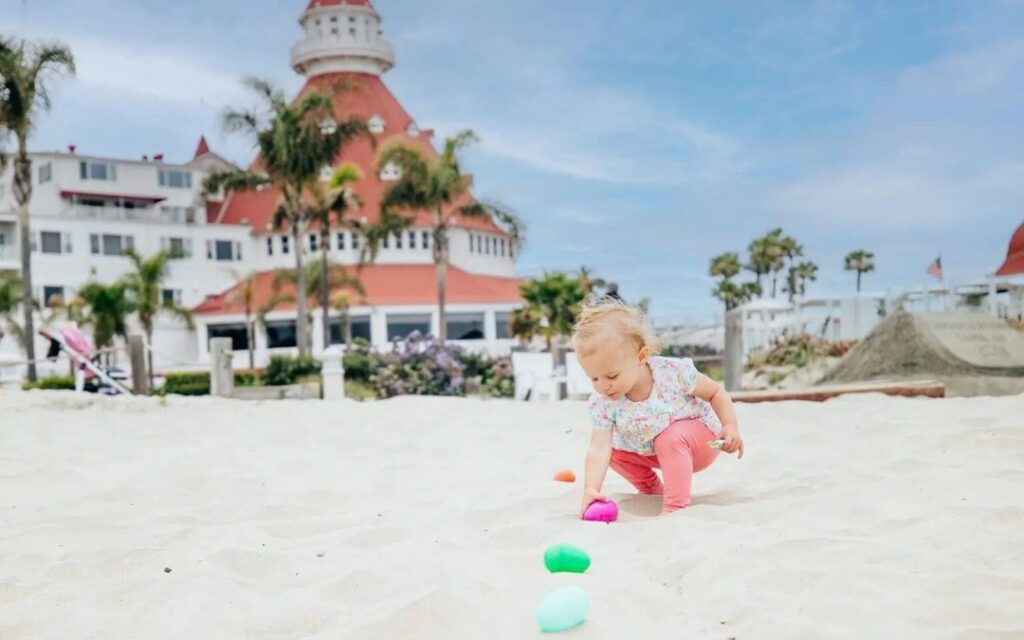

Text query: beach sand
(1, 390), (1022, 639)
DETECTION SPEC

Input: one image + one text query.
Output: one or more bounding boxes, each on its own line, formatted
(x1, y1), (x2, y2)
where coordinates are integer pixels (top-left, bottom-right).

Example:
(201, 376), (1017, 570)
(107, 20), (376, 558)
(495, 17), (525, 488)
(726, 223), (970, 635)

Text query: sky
(2, 0), (1023, 326)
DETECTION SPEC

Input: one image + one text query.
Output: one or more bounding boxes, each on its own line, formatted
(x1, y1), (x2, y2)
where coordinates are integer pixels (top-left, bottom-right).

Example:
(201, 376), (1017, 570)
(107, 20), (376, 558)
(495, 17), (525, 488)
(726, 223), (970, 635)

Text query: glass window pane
(386, 314), (431, 341)
(215, 240), (233, 261)
(40, 231), (62, 254)
(446, 314), (485, 340)
(328, 316), (372, 344)
(266, 320), (298, 349)
(495, 312), (512, 339)
(102, 234), (123, 255)
(207, 323), (248, 351)
(43, 286), (64, 306)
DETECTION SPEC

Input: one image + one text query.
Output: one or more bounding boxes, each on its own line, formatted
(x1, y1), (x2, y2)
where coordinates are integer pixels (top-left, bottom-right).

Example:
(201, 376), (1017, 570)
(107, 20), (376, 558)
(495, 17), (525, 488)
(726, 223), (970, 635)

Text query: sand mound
(821, 312), (1024, 395)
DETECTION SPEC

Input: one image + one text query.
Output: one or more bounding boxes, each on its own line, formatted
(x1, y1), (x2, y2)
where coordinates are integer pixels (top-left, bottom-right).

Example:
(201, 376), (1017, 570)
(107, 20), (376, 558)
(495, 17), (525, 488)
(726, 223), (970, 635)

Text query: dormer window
(320, 118), (337, 135)
(380, 161), (402, 181)
(368, 114), (385, 134)
(407, 122), (421, 137)
(319, 165), (333, 181)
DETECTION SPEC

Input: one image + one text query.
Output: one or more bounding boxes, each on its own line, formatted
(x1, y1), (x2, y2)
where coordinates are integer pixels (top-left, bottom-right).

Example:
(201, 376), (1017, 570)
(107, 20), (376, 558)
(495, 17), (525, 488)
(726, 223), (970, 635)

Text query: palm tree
(844, 250), (875, 293)
(122, 250), (194, 385)
(308, 163), (362, 350)
(514, 272), (586, 351)
(779, 235), (803, 301)
(0, 37), (76, 381)
(709, 251), (761, 313)
(712, 279), (761, 311)
(0, 272), (25, 347)
(792, 261), (819, 297)
(376, 130), (524, 340)
(77, 280), (134, 361)
(745, 231), (780, 292)
(225, 270), (261, 371)
(268, 260), (366, 348)
(203, 77), (368, 356)
(578, 266), (607, 296)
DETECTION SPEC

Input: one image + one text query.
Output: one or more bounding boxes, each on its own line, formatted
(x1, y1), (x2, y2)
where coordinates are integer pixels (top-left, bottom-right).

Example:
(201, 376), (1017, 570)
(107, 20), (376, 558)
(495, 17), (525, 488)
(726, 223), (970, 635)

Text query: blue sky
(3, 0), (1023, 325)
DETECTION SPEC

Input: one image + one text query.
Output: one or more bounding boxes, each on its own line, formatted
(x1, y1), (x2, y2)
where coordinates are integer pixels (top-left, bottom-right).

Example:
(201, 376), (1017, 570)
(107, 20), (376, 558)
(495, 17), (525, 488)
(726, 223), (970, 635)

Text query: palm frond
(201, 169), (270, 197)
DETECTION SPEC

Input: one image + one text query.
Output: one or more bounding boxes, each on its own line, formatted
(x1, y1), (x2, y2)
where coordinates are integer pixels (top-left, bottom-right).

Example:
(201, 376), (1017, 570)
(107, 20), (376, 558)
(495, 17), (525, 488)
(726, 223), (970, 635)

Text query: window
(500, 239), (506, 257)
(160, 205), (196, 224)
(368, 115), (385, 135)
(421, 231), (430, 249)
(395, 232), (402, 249)
(207, 323), (248, 351)
(267, 237), (274, 256)
(207, 240), (241, 261)
(469, 234), (475, 253)
(349, 27), (357, 36)
(328, 316), (372, 345)
(379, 161), (401, 180)
(158, 168), (192, 189)
(265, 320), (298, 349)
(90, 234), (133, 256)
(40, 231), (64, 255)
(495, 312), (512, 339)
(446, 313), (485, 340)
(387, 314), (432, 341)
(160, 237), (192, 258)
(38, 162), (52, 184)
(337, 231), (346, 250)
(42, 286), (65, 306)
(161, 289), (182, 305)
(309, 233), (318, 252)
(352, 233), (360, 249)
(281, 235), (290, 254)
(80, 161), (117, 181)
(382, 233), (389, 249)
(408, 230), (416, 249)
(492, 237), (498, 254)
(330, 27), (339, 35)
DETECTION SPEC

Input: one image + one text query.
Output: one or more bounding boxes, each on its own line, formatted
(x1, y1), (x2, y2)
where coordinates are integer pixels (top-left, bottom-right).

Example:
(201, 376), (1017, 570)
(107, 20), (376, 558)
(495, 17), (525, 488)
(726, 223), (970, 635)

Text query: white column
(988, 279), (998, 316)
(321, 345), (346, 400)
(371, 310), (388, 348)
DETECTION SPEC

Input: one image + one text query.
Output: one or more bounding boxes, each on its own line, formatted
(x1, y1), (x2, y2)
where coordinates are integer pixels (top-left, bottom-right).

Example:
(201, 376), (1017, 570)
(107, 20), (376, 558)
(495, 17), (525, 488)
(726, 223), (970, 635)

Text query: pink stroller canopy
(62, 325), (93, 358)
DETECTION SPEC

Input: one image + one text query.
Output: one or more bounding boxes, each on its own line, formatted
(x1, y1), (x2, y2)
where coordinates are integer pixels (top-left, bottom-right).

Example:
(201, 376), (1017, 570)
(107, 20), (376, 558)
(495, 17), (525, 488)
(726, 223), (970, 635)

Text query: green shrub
(343, 338), (376, 382)
(163, 372), (210, 396)
(23, 375), (76, 391)
(265, 355), (322, 386)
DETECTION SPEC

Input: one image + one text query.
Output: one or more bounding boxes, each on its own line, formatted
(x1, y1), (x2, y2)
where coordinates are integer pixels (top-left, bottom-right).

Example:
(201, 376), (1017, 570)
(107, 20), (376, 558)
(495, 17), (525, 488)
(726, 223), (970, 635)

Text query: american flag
(926, 256), (943, 281)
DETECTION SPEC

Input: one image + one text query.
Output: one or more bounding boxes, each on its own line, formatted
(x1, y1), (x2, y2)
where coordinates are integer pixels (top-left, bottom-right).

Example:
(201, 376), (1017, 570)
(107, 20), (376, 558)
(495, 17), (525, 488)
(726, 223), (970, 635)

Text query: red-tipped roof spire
(995, 221), (1024, 276)
(193, 135), (211, 159)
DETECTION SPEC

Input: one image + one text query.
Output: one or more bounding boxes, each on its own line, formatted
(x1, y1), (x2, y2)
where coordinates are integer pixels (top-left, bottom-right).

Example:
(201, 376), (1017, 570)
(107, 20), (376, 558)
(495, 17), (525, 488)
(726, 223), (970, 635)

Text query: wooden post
(724, 309), (743, 392)
(210, 338), (234, 398)
(128, 334), (148, 395)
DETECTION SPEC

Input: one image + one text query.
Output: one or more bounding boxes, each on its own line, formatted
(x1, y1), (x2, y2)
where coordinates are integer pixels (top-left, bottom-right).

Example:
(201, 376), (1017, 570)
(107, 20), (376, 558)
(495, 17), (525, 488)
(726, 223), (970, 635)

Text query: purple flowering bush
(368, 332), (514, 399)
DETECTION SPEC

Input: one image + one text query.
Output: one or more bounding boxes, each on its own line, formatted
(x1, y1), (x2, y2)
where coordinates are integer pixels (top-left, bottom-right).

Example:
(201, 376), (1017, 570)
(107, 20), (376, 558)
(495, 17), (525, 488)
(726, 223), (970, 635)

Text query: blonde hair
(572, 296), (662, 356)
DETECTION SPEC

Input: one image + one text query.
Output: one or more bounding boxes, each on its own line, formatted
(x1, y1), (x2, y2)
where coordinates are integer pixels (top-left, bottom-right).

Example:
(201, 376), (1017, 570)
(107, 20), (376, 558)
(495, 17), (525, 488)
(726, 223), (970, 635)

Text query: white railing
(64, 206), (190, 224)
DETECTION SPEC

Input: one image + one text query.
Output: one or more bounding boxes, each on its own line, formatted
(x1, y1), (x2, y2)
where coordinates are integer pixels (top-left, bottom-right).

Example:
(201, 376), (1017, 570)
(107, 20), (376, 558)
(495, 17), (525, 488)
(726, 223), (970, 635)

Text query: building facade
(0, 0), (523, 376)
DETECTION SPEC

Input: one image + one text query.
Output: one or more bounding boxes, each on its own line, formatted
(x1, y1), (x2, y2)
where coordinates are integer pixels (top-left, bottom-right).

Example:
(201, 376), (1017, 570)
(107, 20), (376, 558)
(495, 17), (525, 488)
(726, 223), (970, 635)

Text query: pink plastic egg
(582, 499), (618, 523)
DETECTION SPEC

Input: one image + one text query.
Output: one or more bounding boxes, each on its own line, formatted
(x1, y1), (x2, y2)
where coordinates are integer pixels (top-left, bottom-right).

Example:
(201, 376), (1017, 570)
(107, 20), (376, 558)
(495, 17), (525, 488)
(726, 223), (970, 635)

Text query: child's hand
(579, 487), (606, 519)
(719, 424), (744, 459)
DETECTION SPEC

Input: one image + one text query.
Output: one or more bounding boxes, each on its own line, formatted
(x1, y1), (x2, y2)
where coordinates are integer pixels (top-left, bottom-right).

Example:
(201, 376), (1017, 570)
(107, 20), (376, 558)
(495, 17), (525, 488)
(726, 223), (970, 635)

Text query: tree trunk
(856, 271), (862, 293)
(146, 324), (155, 388)
(14, 150), (37, 381)
(320, 229), (331, 350)
(771, 273), (778, 298)
(342, 306), (353, 346)
(293, 225), (309, 356)
(245, 309), (255, 371)
(433, 210), (448, 341)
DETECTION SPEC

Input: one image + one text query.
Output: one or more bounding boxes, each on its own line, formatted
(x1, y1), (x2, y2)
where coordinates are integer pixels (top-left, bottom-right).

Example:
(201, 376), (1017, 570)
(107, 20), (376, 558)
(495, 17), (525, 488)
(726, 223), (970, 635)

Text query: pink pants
(609, 418), (719, 512)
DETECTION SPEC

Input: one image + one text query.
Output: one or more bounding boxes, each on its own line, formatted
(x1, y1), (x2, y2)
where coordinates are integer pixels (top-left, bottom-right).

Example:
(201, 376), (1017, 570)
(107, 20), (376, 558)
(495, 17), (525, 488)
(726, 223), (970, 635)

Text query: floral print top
(588, 356), (721, 455)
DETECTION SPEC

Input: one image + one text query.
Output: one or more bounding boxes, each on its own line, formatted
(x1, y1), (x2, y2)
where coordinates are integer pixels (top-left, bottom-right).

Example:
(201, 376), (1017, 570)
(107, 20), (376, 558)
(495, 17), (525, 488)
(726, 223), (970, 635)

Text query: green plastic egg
(543, 543), (591, 574)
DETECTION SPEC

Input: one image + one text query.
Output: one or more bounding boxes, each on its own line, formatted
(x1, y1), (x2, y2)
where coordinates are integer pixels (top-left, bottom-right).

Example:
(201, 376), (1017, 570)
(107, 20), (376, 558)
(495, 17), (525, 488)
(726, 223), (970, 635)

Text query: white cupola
(291, 0), (396, 78)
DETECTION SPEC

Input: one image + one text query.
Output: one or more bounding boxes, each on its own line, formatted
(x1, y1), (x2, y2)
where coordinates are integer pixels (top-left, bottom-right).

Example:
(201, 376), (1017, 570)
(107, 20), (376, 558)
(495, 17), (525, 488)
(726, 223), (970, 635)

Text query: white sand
(1, 390), (1022, 639)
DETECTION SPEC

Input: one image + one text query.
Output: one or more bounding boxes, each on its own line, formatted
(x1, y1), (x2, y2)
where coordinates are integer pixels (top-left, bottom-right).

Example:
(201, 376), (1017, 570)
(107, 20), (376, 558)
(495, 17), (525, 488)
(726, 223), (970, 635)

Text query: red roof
(995, 221), (1024, 276)
(213, 73), (505, 237)
(306, 0), (374, 11)
(193, 264), (524, 315)
(193, 135), (211, 159)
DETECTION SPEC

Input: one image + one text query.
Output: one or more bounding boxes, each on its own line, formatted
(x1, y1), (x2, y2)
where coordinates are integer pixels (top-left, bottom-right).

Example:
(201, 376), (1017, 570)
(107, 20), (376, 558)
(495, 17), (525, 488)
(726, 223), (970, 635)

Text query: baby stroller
(40, 325), (132, 395)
